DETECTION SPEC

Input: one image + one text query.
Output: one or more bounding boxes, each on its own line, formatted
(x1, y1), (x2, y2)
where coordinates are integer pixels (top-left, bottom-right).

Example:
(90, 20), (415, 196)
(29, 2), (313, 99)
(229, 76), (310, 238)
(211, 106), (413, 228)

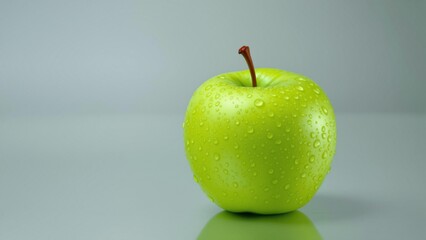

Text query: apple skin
(183, 68), (336, 214)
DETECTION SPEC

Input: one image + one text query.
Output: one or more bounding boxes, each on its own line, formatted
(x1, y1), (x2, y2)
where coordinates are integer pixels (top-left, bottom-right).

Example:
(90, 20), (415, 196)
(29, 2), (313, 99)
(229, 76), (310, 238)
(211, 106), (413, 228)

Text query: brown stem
(238, 46), (257, 87)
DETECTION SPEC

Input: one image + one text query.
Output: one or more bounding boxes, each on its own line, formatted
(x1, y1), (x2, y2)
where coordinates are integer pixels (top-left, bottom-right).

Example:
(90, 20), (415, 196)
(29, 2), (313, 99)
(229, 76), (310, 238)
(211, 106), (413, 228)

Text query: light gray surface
(0, 113), (425, 239)
(1, 0), (425, 115)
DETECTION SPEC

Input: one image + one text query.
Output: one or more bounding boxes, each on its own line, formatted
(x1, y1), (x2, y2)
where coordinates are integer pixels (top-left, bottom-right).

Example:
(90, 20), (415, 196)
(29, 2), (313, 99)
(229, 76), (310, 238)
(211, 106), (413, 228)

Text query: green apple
(198, 210), (322, 240)
(183, 46), (336, 214)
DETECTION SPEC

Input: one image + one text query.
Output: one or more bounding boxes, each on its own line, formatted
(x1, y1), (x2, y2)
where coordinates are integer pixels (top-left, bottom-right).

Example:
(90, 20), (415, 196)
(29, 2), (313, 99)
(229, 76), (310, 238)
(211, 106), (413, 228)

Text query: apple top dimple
(214, 68), (306, 88)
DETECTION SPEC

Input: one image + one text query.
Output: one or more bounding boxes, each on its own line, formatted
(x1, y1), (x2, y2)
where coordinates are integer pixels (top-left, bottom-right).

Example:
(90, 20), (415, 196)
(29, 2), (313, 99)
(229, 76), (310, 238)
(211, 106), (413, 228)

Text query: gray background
(0, 0), (425, 239)
(1, 0), (425, 116)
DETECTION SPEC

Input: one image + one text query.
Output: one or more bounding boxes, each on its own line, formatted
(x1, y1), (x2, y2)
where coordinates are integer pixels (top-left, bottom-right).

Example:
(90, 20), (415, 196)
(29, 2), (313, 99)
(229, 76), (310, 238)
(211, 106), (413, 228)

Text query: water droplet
(250, 163), (256, 167)
(314, 140), (320, 148)
(321, 126), (326, 132)
(284, 96), (290, 100)
(327, 136), (332, 142)
(296, 86), (304, 91)
(213, 139), (218, 145)
(321, 133), (326, 139)
(267, 132), (274, 139)
(321, 106), (328, 115)
(253, 172), (258, 176)
(297, 77), (306, 81)
(223, 169), (229, 174)
(199, 122), (204, 126)
(313, 88), (320, 94)
(234, 144), (239, 149)
(264, 187), (270, 192)
(247, 126), (254, 133)
(284, 184), (290, 190)
(268, 169), (274, 174)
(285, 128), (291, 133)
(276, 122), (282, 127)
(301, 173), (307, 178)
(322, 151), (328, 159)
(214, 153), (220, 161)
(224, 136), (229, 140)
(310, 132), (315, 138)
(254, 99), (264, 107)
(268, 112), (275, 117)
(275, 139), (282, 144)
(272, 179), (278, 184)
(309, 155), (315, 162)
(233, 182), (239, 188)
(193, 175), (199, 183)
(247, 94), (252, 98)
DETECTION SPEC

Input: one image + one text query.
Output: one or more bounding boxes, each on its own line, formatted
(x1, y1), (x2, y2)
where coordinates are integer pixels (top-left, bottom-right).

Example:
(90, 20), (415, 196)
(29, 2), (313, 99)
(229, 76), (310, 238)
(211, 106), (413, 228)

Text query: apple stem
(238, 46), (257, 87)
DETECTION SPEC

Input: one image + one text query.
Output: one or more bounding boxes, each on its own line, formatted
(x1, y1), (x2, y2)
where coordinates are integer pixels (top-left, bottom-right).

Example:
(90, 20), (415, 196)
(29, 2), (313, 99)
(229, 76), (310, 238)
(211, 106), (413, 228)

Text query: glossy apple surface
(183, 68), (336, 214)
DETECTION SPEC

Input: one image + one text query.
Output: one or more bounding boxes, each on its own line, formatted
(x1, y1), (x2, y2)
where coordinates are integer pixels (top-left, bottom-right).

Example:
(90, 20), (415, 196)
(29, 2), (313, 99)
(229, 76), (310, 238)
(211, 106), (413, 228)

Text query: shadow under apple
(197, 210), (322, 240)
(302, 193), (377, 222)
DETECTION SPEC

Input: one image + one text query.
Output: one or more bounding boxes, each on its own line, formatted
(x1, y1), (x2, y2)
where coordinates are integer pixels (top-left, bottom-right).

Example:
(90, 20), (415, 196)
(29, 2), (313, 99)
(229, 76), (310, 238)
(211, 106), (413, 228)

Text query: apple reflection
(198, 210), (322, 240)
